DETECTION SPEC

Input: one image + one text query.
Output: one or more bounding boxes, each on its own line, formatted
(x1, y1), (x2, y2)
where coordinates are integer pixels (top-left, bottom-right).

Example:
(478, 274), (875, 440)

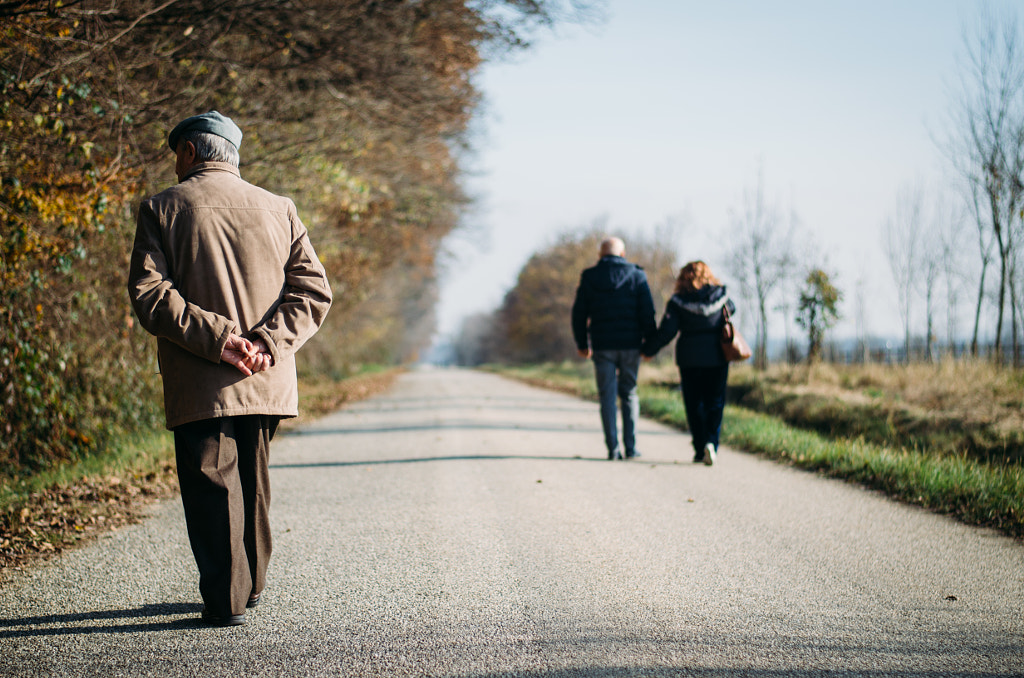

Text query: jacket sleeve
(127, 200), (238, 363)
(570, 275), (589, 351)
(643, 299), (680, 356)
(250, 202), (333, 365)
(636, 272), (657, 342)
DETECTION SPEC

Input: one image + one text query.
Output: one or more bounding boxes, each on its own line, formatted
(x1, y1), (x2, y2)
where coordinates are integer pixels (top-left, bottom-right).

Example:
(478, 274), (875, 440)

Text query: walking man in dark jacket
(571, 237), (657, 460)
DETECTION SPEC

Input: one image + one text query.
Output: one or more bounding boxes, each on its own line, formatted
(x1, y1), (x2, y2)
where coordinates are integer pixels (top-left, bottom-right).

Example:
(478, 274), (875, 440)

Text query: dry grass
(770, 360), (1024, 423)
(728, 359), (1024, 464)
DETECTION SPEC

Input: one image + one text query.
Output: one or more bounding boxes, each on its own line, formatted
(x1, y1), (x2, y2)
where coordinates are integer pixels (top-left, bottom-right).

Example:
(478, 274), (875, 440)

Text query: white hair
(180, 129), (239, 167)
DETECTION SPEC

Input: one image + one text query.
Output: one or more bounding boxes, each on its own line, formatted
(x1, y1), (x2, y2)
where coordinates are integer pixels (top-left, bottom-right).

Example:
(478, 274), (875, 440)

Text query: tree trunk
(992, 184), (1007, 361)
(757, 294), (769, 370)
(904, 306), (911, 364)
(902, 272), (913, 364)
(972, 259), (988, 357)
(996, 245), (1008, 360)
(1011, 264), (1020, 367)
(926, 283), (935, 363)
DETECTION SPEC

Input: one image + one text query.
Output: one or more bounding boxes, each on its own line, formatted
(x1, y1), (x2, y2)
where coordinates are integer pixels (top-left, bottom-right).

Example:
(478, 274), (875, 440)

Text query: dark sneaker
(608, 448), (622, 460)
(625, 450), (641, 459)
(201, 608), (245, 627)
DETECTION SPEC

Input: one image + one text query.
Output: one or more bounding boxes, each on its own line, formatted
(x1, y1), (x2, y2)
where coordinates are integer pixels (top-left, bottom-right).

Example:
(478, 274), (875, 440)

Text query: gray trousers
(173, 415), (278, 617)
(592, 349), (641, 457)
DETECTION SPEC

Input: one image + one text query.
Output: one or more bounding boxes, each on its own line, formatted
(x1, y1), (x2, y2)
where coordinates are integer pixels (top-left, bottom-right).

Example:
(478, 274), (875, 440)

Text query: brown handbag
(721, 305), (752, 362)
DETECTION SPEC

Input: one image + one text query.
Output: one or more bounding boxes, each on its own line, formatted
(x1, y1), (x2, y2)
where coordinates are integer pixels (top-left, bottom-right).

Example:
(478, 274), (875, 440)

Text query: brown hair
(674, 260), (721, 295)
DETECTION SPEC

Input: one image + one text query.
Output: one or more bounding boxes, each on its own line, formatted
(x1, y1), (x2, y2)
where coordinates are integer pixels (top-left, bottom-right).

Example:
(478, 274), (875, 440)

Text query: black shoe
(608, 449), (622, 460)
(246, 592), (261, 609)
(693, 454), (704, 463)
(625, 450), (641, 459)
(201, 608), (245, 627)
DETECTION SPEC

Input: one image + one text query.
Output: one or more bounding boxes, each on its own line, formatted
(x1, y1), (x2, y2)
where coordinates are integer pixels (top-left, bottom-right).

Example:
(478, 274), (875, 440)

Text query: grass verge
(0, 367), (403, 579)
(488, 362), (1024, 540)
(0, 432), (177, 575)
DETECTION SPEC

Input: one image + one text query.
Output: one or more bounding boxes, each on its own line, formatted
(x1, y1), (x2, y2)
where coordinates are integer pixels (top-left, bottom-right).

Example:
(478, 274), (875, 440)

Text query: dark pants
(173, 415), (278, 617)
(593, 349), (641, 457)
(679, 364), (729, 457)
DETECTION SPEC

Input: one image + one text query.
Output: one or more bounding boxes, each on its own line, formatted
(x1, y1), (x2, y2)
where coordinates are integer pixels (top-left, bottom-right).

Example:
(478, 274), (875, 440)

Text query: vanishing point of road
(0, 368), (1021, 677)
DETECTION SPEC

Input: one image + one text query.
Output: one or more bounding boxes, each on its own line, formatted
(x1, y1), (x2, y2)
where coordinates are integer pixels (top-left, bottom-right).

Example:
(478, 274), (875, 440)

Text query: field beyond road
(0, 368), (1021, 677)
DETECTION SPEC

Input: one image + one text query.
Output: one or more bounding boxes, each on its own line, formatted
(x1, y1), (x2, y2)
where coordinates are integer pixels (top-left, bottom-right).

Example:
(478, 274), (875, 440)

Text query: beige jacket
(128, 162), (332, 429)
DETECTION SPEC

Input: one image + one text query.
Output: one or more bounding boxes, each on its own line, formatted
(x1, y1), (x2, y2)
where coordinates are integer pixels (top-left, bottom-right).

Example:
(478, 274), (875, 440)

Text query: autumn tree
(796, 269), (842, 365)
(0, 0), (596, 474)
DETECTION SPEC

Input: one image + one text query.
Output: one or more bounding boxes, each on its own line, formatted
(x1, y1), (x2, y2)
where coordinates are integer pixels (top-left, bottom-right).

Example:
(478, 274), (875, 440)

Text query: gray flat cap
(168, 110), (243, 151)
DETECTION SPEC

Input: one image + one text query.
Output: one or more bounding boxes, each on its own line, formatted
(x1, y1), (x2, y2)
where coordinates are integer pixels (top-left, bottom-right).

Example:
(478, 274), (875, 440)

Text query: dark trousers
(679, 364), (729, 456)
(173, 415), (278, 617)
(593, 349), (641, 456)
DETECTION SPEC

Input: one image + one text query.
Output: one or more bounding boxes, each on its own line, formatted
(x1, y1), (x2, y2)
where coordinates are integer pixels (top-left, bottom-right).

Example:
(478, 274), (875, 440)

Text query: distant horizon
(424, 330), (1012, 367)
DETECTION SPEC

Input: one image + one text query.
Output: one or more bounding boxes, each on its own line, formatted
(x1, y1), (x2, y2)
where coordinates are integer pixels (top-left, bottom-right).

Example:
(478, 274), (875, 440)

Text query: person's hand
(577, 348), (592, 359)
(221, 334), (258, 376)
(245, 338), (274, 373)
(222, 335), (274, 375)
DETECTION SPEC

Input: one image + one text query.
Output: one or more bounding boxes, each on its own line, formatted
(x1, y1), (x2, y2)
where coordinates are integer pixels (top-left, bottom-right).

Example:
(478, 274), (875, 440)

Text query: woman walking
(643, 261), (735, 465)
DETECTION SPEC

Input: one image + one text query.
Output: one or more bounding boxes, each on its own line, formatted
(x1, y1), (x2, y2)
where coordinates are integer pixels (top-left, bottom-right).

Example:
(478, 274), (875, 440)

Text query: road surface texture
(0, 368), (1021, 677)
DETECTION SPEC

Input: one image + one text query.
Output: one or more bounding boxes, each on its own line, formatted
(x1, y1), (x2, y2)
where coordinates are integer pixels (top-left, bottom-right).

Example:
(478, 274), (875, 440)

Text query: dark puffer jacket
(643, 284), (735, 368)
(571, 255), (656, 352)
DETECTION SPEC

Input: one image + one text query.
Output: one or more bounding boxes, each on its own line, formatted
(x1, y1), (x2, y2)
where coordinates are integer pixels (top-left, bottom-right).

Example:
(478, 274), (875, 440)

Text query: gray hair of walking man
(168, 110), (242, 179)
(178, 130), (240, 166)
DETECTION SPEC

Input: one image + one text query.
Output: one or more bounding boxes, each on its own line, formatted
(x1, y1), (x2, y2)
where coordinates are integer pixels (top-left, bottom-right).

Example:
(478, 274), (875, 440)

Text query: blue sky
(436, 0), (1017, 342)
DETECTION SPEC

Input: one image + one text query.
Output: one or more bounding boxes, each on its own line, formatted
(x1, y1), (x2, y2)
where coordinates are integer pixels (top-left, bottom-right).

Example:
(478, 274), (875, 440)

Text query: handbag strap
(720, 302), (733, 340)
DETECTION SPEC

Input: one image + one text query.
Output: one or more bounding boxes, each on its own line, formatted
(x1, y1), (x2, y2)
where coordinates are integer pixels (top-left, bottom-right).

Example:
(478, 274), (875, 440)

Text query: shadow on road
(270, 454), (699, 470)
(0, 602), (205, 637)
(344, 401), (597, 415)
(286, 422), (680, 437)
(463, 670), (1018, 678)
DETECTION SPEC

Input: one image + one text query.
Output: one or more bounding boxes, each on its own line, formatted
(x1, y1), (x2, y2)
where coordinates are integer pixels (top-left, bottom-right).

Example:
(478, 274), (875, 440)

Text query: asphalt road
(0, 368), (1021, 677)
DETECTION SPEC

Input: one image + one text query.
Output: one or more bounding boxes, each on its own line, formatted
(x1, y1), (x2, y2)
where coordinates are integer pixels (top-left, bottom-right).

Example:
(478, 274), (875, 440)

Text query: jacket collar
(672, 285), (727, 316)
(180, 161), (241, 182)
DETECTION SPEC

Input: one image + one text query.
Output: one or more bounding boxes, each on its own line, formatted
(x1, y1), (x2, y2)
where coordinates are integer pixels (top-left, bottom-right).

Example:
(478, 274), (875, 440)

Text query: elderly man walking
(128, 111), (332, 626)
(571, 237), (656, 460)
